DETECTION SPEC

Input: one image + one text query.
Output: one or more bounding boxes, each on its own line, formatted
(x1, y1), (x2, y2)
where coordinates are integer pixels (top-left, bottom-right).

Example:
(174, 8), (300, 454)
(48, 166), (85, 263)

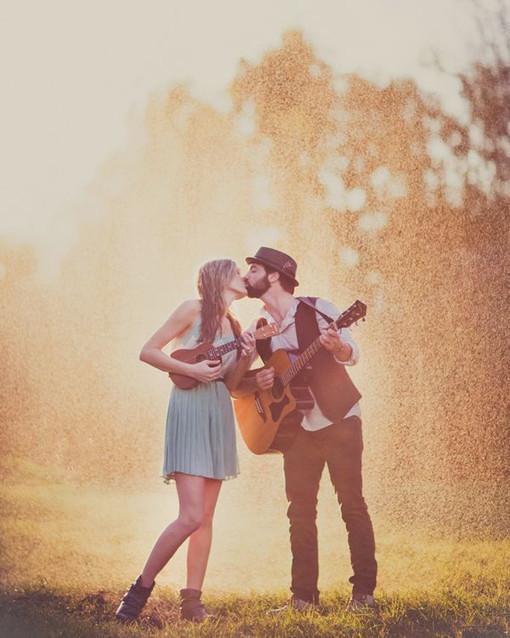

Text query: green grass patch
(1, 459), (509, 636)
(1, 584), (509, 637)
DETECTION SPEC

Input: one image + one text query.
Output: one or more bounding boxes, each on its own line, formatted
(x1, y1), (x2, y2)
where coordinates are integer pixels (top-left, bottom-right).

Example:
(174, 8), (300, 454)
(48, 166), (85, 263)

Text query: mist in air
(1, 22), (508, 594)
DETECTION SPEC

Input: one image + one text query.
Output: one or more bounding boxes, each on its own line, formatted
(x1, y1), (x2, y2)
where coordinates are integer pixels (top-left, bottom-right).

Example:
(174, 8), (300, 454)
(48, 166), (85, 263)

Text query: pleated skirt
(162, 380), (239, 483)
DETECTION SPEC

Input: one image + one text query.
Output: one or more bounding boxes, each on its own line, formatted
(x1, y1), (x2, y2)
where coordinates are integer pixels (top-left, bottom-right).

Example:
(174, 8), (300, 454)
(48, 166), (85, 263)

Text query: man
(239, 246), (377, 611)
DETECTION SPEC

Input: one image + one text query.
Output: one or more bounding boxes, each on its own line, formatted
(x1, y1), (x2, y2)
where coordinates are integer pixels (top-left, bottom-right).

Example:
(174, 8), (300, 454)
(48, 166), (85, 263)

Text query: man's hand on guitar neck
(319, 324), (353, 363)
(255, 367), (275, 391)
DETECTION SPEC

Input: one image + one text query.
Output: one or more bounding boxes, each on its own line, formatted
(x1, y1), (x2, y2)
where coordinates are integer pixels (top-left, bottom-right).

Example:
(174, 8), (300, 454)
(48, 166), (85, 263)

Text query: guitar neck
(207, 338), (241, 359)
(206, 322), (279, 359)
(280, 332), (328, 386)
(279, 300), (366, 387)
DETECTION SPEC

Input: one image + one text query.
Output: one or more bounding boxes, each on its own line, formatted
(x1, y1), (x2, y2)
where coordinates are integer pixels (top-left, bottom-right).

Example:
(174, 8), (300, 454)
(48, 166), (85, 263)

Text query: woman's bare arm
(139, 300), (201, 375)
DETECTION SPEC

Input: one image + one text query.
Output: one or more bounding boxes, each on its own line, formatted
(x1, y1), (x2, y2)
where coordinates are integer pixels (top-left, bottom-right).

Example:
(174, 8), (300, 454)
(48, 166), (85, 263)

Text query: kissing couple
(115, 247), (377, 623)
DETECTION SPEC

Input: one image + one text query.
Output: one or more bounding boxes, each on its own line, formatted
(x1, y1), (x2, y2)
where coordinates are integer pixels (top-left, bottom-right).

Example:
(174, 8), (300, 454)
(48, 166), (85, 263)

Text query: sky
(0, 0), (491, 268)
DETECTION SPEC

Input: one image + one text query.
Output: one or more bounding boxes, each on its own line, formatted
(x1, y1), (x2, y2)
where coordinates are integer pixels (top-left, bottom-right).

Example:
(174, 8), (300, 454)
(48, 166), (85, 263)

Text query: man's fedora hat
(245, 246), (299, 287)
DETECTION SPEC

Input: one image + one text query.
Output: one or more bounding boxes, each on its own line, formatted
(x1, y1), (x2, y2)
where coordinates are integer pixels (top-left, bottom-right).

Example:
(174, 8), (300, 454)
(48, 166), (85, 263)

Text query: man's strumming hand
(255, 367), (275, 390)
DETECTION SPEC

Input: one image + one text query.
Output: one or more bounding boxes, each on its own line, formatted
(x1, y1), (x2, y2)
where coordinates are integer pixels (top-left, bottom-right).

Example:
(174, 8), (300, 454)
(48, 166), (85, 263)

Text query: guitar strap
(255, 297), (337, 364)
(296, 296), (336, 324)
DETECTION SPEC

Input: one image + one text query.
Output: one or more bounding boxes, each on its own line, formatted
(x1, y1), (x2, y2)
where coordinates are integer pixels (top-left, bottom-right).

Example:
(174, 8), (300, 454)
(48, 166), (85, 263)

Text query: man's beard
(245, 275), (271, 298)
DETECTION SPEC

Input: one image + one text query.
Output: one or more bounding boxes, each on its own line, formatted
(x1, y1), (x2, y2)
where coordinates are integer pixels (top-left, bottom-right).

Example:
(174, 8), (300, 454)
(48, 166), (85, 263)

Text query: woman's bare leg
(185, 478), (222, 591)
(140, 473), (206, 587)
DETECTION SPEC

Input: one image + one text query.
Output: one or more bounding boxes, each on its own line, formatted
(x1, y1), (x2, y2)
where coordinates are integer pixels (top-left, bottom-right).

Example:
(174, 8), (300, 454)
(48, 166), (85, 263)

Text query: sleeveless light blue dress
(162, 318), (240, 483)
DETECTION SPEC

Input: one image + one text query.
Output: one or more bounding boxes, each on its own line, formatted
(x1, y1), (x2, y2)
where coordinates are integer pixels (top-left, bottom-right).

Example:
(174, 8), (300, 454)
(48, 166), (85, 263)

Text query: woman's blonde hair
(197, 259), (241, 343)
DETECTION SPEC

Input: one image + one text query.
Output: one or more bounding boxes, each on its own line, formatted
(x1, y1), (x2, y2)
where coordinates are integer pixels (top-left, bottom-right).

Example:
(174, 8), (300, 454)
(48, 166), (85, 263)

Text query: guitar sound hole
(272, 377), (284, 399)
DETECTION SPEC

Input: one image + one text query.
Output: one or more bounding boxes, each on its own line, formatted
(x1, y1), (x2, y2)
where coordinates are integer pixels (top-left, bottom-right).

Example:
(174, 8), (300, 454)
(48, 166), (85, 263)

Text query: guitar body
(234, 299), (367, 455)
(169, 342), (218, 390)
(234, 349), (299, 454)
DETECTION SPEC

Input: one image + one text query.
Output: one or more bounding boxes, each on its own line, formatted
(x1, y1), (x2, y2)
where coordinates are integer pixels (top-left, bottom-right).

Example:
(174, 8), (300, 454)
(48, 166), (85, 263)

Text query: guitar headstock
(335, 300), (367, 329)
(254, 322), (280, 339)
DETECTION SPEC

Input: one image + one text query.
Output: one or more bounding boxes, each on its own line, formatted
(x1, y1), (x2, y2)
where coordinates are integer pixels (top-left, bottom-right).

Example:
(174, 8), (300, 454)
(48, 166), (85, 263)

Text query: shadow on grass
(1, 586), (509, 638)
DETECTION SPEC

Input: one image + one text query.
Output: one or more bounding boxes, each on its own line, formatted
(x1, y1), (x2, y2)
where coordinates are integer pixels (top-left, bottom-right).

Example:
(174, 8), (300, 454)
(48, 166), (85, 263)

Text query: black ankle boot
(179, 588), (210, 622)
(115, 576), (154, 622)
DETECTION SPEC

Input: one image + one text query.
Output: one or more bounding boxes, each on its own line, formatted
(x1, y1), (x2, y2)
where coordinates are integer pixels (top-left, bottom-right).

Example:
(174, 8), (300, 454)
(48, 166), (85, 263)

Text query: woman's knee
(178, 509), (204, 533)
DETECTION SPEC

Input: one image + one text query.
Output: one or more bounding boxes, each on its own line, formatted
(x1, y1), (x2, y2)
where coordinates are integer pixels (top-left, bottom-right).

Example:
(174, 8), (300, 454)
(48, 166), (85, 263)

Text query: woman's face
(227, 265), (247, 299)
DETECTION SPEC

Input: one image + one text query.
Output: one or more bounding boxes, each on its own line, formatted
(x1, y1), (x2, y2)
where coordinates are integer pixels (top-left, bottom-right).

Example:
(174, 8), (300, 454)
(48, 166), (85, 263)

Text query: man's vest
(256, 298), (361, 423)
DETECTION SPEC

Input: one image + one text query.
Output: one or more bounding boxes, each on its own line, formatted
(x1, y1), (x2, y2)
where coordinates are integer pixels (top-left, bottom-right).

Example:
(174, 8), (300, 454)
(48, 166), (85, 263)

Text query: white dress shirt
(258, 297), (361, 431)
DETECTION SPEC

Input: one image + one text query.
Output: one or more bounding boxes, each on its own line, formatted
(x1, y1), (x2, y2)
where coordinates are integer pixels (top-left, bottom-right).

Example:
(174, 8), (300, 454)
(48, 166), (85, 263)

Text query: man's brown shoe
(346, 593), (377, 612)
(267, 596), (318, 614)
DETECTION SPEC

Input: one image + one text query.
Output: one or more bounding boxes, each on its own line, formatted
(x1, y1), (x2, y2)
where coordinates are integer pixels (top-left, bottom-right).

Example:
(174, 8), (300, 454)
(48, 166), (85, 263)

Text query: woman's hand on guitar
(255, 367), (275, 391)
(240, 331), (256, 358)
(189, 359), (223, 383)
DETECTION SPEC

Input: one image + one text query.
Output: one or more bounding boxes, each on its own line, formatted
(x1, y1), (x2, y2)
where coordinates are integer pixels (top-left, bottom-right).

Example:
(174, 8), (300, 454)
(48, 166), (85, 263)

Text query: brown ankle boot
(179, 588), (211, 622)
(115, 576), (155, 622)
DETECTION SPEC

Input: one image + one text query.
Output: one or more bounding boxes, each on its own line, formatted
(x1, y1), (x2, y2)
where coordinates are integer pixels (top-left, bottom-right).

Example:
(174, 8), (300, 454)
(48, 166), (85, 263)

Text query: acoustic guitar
(169, 322), (279, 389)
(234, 300), (367, 454)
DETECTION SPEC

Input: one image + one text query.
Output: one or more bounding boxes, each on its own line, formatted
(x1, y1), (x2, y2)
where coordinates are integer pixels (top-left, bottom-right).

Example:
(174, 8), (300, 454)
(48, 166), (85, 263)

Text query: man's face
(243, 263), (271, 298)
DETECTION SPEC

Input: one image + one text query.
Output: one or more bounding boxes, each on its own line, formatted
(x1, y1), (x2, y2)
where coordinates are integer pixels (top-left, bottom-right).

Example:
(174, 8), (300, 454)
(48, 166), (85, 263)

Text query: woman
(115, 259), (255, 623)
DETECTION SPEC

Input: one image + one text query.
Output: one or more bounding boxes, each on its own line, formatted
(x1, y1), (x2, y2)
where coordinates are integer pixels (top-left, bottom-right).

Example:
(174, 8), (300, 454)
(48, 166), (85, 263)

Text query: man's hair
(262, 265), (295, 294)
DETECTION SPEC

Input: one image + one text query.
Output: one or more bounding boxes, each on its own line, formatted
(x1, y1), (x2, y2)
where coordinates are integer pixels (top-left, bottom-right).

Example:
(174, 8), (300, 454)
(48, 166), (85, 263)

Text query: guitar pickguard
(268, 395), (291, 422)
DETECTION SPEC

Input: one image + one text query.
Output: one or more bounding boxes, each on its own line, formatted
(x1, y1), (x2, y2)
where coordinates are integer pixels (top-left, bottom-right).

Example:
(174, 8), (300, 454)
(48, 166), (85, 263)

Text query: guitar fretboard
(203, 323), (278, 360)
(280, 326), (335, 386)
(207, 339), (241, 359)
(279, 300), (366, 387)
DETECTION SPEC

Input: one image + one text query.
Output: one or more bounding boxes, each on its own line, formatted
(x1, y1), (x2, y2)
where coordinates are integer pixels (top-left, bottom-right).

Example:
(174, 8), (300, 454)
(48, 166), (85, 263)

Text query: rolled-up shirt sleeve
(315, 298), (360, 366)
(334, 327), (359, 365)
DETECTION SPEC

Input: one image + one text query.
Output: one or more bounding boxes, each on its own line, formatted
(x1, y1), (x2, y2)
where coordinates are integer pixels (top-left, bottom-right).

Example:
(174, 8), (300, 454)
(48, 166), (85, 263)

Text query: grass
(1, 457), (509, 636)
(1, 584), (509, 637)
